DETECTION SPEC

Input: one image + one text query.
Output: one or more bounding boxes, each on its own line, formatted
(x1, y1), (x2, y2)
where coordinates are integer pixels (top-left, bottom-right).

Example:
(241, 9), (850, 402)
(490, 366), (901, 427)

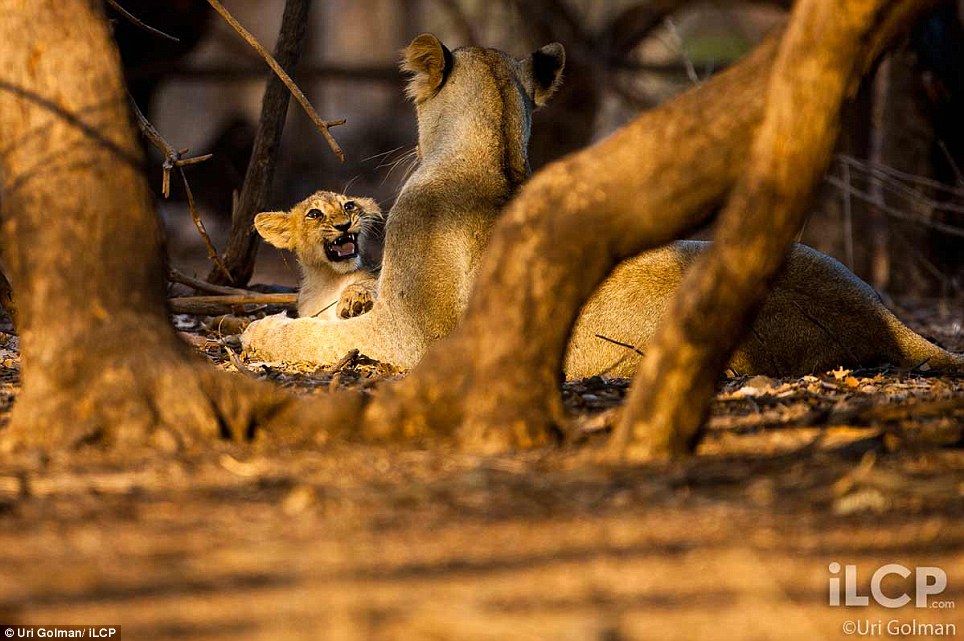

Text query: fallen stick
(169, 293), (297, 316)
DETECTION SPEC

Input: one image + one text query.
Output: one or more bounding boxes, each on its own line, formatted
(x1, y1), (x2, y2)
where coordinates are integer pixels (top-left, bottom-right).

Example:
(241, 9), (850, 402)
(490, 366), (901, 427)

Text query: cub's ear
(401, 33), (453, 104)
(519, 42), (565, 107)
(254, 211), (293, 250)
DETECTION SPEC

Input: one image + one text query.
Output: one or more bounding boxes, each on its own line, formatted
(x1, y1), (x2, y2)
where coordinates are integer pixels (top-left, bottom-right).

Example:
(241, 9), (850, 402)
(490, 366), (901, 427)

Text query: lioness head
(254, 191), (383, 274)
(401, 34), (565, 185)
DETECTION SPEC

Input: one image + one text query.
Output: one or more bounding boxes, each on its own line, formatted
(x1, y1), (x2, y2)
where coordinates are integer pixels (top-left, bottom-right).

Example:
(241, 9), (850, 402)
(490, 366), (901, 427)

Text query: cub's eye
(305, 208), (323, 219)
(343, 201), (356, 212)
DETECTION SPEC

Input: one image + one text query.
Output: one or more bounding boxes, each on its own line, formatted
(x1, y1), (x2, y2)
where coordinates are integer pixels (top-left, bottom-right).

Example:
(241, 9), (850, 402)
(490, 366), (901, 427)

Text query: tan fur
(254, 191), (382, 321)
(243, 35), (963, 376)
(568, 241), (963, 377)
(243, 35), (565, 366)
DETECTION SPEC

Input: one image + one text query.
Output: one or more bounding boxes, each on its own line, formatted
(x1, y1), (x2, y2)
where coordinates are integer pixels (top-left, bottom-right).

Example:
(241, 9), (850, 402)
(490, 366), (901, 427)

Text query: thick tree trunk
(208, 0), (312, 286)
(0, 0), (357, 451)
(611, 0), (942, 459)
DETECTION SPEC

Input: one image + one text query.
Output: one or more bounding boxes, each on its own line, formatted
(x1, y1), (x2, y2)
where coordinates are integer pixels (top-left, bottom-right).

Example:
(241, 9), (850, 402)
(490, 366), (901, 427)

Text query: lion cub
(255, 191), (382, 320)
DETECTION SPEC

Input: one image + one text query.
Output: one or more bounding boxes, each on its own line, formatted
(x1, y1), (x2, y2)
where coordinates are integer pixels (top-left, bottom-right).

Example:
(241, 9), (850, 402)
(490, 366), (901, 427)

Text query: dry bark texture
(0, 0), (358, 452)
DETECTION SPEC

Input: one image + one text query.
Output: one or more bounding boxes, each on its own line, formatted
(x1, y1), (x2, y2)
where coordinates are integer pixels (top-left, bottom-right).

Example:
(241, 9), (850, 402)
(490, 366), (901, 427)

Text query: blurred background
(111, 0), (964, 308)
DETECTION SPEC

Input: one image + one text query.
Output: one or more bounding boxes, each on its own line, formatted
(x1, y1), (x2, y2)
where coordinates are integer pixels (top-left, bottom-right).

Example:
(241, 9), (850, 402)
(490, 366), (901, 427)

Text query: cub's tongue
(333, 241), (356, 257)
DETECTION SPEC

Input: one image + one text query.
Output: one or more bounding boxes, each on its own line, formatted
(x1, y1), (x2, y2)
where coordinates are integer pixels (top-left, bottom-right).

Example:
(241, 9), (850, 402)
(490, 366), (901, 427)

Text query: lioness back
(567, 241), (963, 377)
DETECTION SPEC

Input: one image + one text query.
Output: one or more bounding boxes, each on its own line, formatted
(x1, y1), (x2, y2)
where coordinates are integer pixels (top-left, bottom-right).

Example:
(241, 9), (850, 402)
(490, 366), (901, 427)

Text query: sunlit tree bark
(0, 0), (356, 451)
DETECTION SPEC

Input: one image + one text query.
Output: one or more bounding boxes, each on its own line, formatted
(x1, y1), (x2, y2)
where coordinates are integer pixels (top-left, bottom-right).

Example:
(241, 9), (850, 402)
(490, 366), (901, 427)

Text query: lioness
(255, 191), (382, 320)
(243, 34), (963, 377)
(244, 34), (567, 366)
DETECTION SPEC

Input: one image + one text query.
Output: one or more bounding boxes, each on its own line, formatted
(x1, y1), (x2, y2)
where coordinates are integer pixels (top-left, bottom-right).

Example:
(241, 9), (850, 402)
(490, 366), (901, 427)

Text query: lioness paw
(337, 282), (376, 319)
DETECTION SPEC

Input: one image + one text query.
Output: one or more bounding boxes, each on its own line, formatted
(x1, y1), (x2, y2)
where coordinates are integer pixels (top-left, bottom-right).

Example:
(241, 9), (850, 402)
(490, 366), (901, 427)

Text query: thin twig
(104, 0), (180, 42)
(825, 176), (964, 239)
(129, 96), (212, 196)
(851, 163), (964, 216)
(841, 160), (854, 270)
(938, 140), (964, 188)
(129, 96), (231, 279)
(663, 17), (701, 86)
(594, 334), (647, 378)
(594, 333), (645, 356)
(178, 169), (233, 281)
(311, 299), (338, 318)
(837, 154), (964, 199)
(168, 267), (257, 296)
(205, 0), (346, 162)
(221, 340), (258, 379)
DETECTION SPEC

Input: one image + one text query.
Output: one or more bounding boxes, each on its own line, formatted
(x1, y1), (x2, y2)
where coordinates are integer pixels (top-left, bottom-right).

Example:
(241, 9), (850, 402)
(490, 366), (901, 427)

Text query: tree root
(1, 323), (364, 455)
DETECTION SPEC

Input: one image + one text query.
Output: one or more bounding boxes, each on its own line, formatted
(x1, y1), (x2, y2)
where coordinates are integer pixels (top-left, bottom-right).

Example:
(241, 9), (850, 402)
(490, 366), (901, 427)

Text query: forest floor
(0, 300), (961, 640)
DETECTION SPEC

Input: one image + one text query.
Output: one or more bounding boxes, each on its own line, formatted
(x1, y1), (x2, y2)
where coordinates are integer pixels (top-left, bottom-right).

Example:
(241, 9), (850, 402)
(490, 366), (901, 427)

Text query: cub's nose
(334, 219), (352, 232)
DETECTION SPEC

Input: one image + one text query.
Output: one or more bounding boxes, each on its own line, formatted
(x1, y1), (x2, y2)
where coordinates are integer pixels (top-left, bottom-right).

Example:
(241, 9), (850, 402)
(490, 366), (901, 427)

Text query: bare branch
(128, 96), (212, 197)
(938, 140), (964, 188)
(179, 168), (232, 282)
(825, 176), (964, 239)
(204, 0), (346, 162)
(168, 267), (256, 296)
(104, 0), (180, 42)
(129, 95), (231, 280)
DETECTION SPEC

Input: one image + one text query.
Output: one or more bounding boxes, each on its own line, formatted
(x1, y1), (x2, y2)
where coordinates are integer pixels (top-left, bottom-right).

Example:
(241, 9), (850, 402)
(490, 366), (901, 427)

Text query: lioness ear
(254, 211), (293, 250)
(401, 33), (453, 104)
(519, 43), (565, 107)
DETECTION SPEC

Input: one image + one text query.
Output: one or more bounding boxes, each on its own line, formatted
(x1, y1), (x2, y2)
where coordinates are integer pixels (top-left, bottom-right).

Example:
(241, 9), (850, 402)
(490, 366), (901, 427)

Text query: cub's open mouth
(325, 233), (358, 262)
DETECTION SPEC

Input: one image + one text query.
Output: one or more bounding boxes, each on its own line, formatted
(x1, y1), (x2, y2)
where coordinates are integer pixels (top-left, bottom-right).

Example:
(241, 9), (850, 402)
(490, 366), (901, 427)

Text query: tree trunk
(208, 0), (312, 286)
(611, 0), (941, 460)
(0, 0), (356, 452)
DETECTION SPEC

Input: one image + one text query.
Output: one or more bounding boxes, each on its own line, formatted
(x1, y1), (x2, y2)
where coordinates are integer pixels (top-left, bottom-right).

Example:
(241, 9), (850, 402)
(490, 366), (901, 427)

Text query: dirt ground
(0, 300), (961, 640)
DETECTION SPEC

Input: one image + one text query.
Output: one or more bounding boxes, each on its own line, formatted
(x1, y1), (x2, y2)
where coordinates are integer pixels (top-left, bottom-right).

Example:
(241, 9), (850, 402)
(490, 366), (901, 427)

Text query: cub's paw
(337, 282), (376, 319)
